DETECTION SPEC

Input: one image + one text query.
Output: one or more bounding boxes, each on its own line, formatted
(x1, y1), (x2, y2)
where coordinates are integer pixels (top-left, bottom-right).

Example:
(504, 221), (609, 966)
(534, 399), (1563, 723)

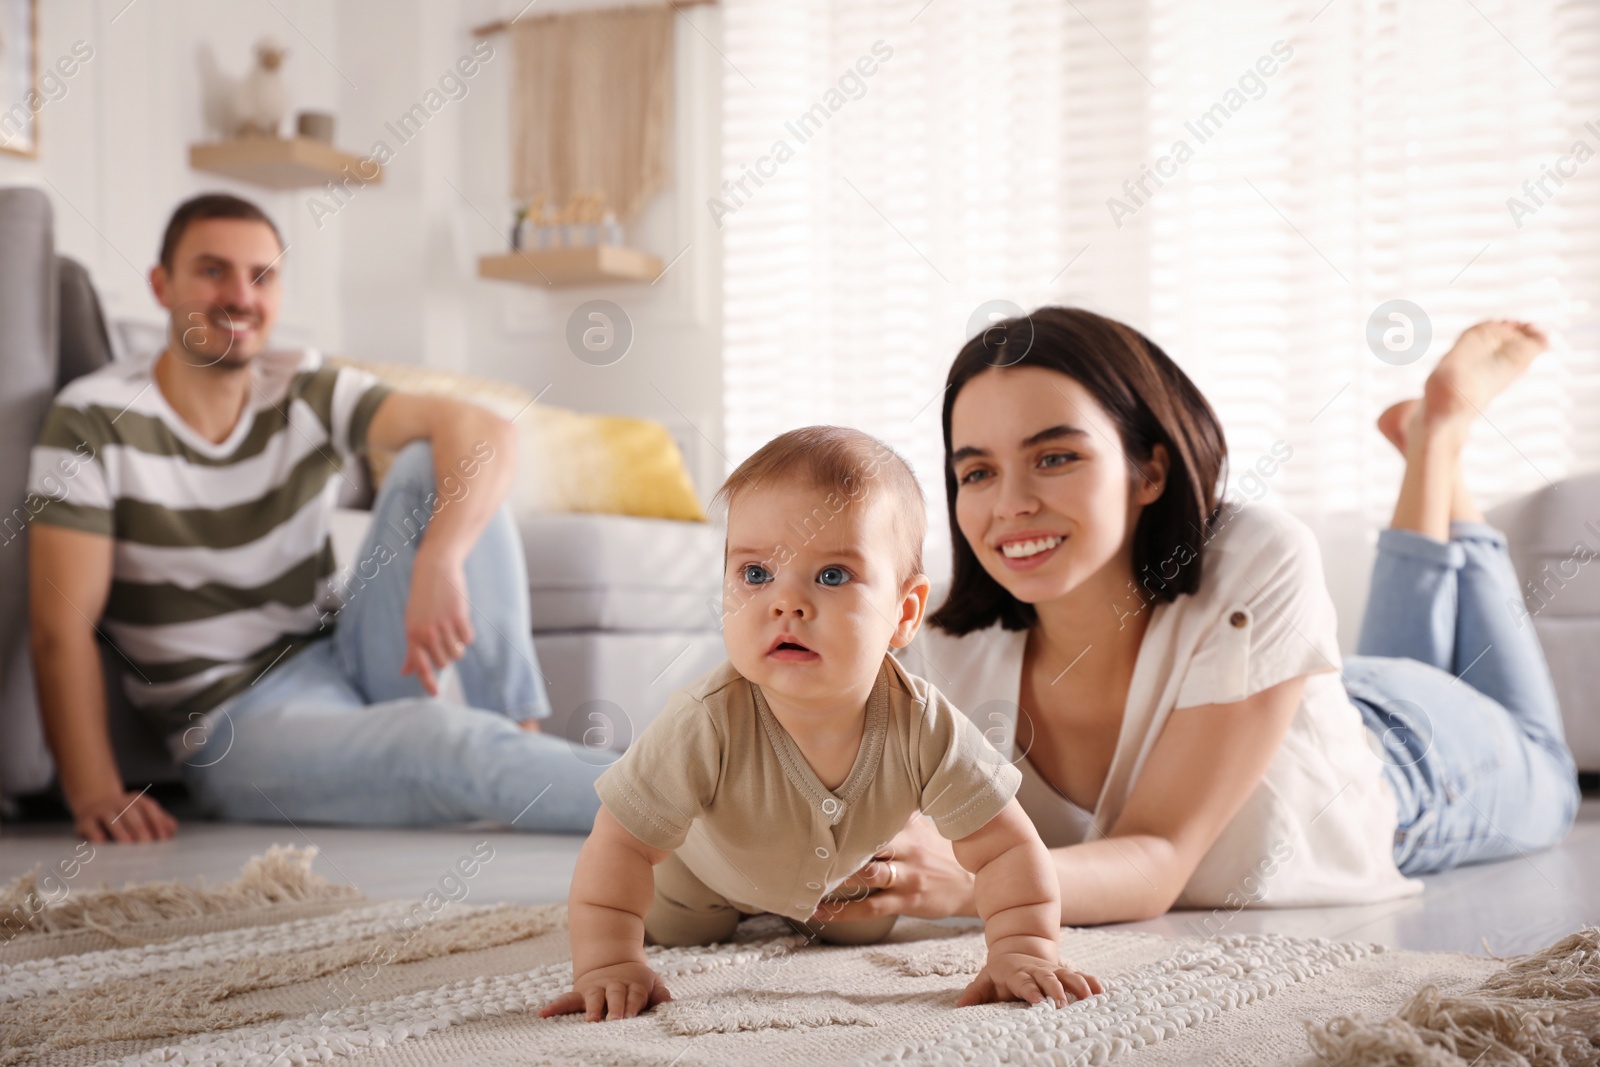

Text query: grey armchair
(0, 186), (175, 798)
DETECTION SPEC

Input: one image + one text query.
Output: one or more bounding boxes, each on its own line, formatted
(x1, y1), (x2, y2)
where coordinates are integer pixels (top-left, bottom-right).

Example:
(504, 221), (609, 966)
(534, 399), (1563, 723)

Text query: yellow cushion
(328, 356), (708, 523)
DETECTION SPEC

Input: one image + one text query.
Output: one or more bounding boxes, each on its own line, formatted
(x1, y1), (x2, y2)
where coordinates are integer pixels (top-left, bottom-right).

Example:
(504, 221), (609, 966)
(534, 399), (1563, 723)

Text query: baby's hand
(539, 962), (673, 1022)
(958, 948), (1103, 1008)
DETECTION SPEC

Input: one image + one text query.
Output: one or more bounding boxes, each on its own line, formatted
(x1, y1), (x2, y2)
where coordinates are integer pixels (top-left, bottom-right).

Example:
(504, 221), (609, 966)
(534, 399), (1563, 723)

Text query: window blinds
(720, 0), (1599, 582)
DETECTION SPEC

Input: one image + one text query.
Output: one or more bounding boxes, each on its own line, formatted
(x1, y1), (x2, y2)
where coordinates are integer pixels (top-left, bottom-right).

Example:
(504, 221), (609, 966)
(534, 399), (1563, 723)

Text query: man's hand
(364, 393), (518, 701)
(539, 962), (673, 1022)
(958, 944), (1103, 1008)
(402, 549), (475, 697)
(73, 789), (178, 844)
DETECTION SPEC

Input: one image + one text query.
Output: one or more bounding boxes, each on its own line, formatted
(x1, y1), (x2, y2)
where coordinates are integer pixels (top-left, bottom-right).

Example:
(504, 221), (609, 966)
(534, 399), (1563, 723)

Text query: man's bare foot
(1421, 319), (1548, 426)
(1376, 399), (1420, 454)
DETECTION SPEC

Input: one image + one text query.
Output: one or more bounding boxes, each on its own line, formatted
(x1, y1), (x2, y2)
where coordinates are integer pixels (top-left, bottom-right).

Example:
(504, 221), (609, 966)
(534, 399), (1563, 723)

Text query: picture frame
(0, 0), (39, 158)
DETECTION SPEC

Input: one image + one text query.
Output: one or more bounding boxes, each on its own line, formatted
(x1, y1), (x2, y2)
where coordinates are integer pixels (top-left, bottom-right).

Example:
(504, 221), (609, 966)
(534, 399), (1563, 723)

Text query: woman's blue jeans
(1345, 521), (1580, 874)
(181, 442), (603, 833)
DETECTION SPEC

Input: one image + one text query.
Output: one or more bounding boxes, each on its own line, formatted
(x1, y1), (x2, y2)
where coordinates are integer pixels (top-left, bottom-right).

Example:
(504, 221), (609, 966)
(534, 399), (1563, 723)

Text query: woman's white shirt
(899, 503), (1422, 908)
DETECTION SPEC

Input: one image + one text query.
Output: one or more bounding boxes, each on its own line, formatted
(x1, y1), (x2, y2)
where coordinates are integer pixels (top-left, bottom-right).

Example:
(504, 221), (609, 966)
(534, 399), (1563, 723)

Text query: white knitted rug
(0, 847), (1563, 1067)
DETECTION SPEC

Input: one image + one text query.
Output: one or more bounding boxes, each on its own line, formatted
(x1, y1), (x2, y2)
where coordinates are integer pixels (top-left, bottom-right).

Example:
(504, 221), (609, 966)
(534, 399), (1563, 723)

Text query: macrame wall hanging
(506, 5), (678, 223)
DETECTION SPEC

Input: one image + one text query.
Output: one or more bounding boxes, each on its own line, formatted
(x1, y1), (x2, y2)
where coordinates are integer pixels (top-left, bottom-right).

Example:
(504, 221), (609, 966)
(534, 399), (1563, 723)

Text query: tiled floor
(3, 799), (1596, 957)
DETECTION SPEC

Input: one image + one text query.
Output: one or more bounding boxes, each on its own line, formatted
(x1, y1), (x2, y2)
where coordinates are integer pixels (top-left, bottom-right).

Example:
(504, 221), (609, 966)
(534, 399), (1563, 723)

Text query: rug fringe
(1305, 927), (1600, 1066)
(0, 845), (360, 939)
(1480, 927), (1600, 1002)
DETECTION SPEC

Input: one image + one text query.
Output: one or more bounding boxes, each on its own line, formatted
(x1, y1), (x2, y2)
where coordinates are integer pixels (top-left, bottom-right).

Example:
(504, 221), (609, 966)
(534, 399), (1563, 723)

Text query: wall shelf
(477, 246), (664, 287)
(188, 137), (382, 190)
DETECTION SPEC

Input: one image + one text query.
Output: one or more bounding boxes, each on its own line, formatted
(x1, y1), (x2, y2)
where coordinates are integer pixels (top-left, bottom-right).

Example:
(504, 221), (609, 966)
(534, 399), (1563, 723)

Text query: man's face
(150, 219), (283, 370)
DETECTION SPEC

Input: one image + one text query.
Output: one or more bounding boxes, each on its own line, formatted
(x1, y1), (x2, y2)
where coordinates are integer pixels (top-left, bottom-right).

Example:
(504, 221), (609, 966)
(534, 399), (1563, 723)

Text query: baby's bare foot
(1422, 320), (1548, 426)
(1376, 399), (1420, 454)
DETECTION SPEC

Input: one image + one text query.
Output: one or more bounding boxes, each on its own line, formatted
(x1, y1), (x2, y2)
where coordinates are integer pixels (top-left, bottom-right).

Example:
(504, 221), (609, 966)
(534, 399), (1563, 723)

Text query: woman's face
(949, 366), (1166, 609)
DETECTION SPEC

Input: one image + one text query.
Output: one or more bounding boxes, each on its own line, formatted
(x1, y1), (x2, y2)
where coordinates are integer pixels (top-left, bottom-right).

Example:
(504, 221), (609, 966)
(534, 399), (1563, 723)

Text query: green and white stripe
(25, 348), (392, 739)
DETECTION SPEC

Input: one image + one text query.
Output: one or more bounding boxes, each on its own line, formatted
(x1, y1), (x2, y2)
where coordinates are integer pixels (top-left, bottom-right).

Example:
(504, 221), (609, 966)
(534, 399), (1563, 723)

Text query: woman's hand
(819, 813), (978, 923)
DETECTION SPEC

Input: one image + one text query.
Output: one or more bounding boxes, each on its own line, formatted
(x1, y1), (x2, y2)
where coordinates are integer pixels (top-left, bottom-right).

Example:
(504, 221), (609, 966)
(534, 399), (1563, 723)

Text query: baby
(541, 426), (1102, 1022)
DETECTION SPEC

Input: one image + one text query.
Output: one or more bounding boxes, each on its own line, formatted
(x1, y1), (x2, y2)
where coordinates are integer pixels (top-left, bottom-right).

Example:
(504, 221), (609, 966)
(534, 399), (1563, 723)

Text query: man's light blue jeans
(181, 442), (603, 833)
(1344, 521), (1581, 875)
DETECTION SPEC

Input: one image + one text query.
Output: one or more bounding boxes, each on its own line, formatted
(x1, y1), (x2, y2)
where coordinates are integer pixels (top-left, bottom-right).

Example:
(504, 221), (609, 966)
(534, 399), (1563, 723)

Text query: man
(28, 193), (602, 843)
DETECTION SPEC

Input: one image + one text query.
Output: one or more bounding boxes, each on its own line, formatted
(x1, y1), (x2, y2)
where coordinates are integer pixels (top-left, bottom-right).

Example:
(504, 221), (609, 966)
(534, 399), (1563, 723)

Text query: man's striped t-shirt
(25, 348), (393, 740)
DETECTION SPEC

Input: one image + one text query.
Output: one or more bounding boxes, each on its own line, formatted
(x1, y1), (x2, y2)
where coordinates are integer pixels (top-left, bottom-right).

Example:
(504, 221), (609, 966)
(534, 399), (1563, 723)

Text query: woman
(828, 308), (1580, 925)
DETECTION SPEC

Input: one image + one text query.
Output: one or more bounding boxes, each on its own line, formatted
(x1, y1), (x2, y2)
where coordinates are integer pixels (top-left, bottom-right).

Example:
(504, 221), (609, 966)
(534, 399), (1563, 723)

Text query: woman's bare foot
(1384, 320), (1538, 538)
(1421, 319), (1548, 428)
(1376, 399), (1420, 454)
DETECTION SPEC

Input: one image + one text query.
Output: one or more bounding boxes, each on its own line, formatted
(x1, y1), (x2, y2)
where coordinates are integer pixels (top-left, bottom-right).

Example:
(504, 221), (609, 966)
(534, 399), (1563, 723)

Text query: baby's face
(722, 482), (925, 713)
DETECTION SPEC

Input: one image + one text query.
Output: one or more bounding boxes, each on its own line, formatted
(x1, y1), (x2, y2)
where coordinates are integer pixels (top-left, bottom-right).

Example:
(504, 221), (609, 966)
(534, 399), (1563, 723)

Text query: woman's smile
(994, 533), (1067, 570)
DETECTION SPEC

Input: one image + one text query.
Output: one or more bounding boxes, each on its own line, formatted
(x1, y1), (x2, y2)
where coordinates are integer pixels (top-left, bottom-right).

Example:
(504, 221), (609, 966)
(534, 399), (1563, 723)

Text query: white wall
(2, 0), (726, 503)
(331, 0), (726, 502)
(0, 0), (343, 350)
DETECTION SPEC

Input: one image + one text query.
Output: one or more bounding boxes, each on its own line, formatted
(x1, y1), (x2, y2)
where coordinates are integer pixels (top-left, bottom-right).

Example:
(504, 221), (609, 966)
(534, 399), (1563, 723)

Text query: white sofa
(1487, 473), (1600, 772)
(328, 507), (728, 757)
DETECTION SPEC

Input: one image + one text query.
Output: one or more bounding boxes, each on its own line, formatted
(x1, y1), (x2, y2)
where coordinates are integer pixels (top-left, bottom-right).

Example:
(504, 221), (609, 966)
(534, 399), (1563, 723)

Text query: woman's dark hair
(928, 306), (1228, 635)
